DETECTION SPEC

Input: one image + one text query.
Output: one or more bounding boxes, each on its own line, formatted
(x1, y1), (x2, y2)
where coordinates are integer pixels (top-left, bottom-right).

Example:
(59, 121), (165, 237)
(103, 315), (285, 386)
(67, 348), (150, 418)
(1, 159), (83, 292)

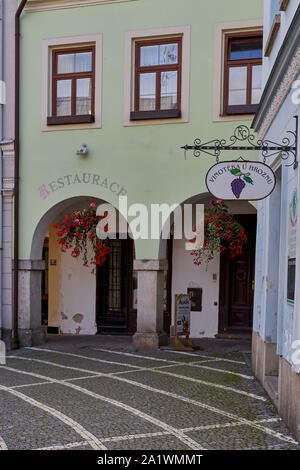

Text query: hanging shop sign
(175, 294), (191, 336)
(287, 189), (297, 305)
(205, 161), (276, 201)
(181, 119), (298, 202)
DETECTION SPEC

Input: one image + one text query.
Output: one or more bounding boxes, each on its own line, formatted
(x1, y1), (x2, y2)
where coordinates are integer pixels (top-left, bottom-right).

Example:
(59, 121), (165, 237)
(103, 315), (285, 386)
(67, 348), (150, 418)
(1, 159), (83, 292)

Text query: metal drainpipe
(14, 0), (27, 348)
(0, 0), (3, 336)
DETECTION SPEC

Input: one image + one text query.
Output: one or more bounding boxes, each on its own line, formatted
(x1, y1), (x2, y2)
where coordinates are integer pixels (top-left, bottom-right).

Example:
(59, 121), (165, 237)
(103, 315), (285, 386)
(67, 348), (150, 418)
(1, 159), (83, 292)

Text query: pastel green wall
(19, 0), (262, 260)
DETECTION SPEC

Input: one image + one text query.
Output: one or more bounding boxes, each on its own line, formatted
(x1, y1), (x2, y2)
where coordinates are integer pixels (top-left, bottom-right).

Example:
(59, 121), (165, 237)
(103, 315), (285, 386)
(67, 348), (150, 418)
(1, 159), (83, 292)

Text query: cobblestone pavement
(0, 342), (299, 450)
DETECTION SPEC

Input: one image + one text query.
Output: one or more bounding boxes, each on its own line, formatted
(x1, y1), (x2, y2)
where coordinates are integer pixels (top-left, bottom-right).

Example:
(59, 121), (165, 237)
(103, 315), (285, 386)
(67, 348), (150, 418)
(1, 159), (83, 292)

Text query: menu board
(175, 294), (191, 336)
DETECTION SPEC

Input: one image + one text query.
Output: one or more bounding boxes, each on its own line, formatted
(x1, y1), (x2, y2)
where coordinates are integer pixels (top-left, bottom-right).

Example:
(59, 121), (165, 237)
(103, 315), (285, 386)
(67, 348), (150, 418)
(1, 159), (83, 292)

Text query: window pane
(140, 43), (178, 66)
(57, 51), (92, 74)
(57, 54), (75, 74)
(108, 240), (121, 312)
(76, 78), (92, 115)
(140, 45), (159, 66)
(159, 43), (178, 65)
(251, 65), (262, 104)
(75, 52), (92, 73)
(160, 71), (178, 110)
(230, 39), (262, 60)
(228, 66), (247, 105)
(56, 80), (72, 116)
(139, 73), (156, 111)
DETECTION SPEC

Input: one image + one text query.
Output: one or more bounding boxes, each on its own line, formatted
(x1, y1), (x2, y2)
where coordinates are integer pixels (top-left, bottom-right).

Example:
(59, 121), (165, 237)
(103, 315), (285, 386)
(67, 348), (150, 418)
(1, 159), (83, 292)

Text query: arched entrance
(18, 196), (135, 346)
(158, 193), (257, 339)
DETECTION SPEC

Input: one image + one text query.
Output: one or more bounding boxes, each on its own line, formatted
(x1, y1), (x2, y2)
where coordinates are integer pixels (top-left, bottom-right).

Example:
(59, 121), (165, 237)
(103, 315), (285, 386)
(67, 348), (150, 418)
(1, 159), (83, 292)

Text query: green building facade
(3, 0), (263, 348)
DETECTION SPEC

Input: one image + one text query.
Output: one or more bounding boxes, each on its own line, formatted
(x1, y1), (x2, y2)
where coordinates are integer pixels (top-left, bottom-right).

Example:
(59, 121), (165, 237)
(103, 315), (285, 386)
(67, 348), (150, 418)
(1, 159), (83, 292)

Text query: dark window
(224, 33), (263, 115)
(48, 46), (95, 125)
(130, 37), (182, 120)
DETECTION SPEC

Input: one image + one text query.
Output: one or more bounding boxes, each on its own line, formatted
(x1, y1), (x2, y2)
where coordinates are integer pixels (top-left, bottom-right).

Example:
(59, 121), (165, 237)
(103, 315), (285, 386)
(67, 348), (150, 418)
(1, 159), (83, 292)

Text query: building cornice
(252, 5), (300, 138)
(25, 0), (135, 12)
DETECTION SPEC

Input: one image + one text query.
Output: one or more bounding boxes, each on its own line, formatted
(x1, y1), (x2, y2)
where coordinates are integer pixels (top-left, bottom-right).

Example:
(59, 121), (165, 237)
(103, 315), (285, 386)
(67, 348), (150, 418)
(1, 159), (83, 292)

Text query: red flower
(191, 199), (247, 266)
(55, 205), (111, 271)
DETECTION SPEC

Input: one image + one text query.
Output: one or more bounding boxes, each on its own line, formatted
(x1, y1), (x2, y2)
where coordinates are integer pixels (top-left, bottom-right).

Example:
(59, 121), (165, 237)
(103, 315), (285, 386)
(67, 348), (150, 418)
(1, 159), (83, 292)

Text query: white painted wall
(253, 77), (300, 368)
(171, 200), (256, 339)
(59, 244), (97, 335)
(171, 237), (220, 338)
(262, 0), (299, 87)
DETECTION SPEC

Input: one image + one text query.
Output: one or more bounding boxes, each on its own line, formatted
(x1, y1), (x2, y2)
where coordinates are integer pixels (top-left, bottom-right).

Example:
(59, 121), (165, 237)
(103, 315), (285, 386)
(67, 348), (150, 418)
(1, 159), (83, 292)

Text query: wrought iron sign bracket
(181, 116), (298, 169)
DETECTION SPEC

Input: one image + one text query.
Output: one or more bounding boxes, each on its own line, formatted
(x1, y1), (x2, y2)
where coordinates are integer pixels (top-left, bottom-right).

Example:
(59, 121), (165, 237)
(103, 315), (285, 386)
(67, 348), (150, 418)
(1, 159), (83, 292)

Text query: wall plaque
(187, 288), (202, 312)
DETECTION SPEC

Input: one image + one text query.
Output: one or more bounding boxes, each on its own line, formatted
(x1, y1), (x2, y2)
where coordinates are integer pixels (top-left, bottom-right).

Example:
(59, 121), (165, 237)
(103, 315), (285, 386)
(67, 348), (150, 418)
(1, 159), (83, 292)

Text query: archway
(158, 192), (257, 340)
(19, 196), (135, 346)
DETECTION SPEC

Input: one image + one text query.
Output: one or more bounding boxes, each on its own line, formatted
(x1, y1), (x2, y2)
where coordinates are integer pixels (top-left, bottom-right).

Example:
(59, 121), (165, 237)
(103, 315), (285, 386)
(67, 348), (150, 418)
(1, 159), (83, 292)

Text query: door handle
(252, 280), (254, 291)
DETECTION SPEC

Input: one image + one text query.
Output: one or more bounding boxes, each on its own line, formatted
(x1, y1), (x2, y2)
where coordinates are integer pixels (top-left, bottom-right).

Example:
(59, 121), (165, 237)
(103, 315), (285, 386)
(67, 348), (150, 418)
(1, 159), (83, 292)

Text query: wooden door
(219, 215), (256, 333)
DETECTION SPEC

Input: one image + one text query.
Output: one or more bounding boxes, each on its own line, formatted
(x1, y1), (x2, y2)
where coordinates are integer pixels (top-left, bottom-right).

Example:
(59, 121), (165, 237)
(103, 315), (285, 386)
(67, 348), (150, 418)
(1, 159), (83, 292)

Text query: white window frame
(42, 34), (102, 131)
(123, 25), (191, 127)
(213, 19), (263, 122)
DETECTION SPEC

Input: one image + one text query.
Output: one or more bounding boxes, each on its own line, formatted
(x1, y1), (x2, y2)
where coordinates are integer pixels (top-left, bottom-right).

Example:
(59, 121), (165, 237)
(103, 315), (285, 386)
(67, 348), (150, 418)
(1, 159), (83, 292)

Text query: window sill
(225, 104), (258, 115)
(130, 109), (181, 121)
(47, 115), (95, 125)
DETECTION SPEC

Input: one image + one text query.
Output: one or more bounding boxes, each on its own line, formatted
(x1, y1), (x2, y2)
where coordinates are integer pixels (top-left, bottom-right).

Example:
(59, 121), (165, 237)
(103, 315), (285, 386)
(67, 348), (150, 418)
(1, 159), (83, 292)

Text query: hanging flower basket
(54, 202), (110, 272)
(190, 200), (247, 266)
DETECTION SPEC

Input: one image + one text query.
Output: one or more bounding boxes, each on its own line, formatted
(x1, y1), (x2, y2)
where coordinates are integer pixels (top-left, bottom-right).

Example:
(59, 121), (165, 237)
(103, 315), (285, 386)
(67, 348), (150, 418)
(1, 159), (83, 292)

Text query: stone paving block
(10, 350), (136, 374)
(18, 382), (162, 440)
(130, 363), (261, 394)
(76, 376), (235, 429)
(117, 370), (277, 421)
(0, 390), (80, 450)
(6, 358), (91, 381)
(1, 347), (298, 450)
(187, 425), (300, 450)
(106, 435), (191, 450)
(0, 367), (45, 387)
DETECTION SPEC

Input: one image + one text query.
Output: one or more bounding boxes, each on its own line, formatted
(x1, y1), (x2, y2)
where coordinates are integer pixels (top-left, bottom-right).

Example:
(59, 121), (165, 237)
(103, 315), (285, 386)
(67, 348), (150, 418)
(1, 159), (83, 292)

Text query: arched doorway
(24, 196), (135, 345)
(158, 193), (257, 339)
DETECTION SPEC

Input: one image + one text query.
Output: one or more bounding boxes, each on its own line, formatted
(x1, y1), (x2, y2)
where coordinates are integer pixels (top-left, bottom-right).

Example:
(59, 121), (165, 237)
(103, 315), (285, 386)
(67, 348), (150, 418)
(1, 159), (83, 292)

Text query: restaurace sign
(206, 161), (276, 201)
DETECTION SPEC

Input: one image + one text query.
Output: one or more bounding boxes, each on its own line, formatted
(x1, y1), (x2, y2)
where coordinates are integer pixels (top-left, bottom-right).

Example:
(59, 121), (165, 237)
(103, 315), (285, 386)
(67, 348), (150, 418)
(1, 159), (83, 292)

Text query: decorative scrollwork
(234, 125), (250, 141)
(181, 118), (298, 169)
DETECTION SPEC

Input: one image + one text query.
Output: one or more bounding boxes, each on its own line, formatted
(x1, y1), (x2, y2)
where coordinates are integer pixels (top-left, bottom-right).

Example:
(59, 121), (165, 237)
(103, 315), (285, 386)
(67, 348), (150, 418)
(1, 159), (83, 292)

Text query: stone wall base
(18, 328), (45, 348)
(252, 331), (300, 443)
(132, 332), (168, 350)
(278, 356), (300, 443)
(252, 331), (279, 383)
(1, 328), (13, 351)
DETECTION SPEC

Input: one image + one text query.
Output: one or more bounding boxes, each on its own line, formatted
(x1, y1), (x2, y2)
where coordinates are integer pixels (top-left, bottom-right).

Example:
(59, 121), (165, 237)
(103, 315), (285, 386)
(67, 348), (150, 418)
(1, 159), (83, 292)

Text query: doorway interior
(96, 238), (136, 334)
(96, 237), (173, 335)
(218, 214), (257, 335)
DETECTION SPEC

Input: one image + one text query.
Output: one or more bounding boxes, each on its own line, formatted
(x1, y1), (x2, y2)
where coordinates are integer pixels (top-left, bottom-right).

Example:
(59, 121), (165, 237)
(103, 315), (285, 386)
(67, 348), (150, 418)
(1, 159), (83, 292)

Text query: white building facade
(252, 0), (300, 443)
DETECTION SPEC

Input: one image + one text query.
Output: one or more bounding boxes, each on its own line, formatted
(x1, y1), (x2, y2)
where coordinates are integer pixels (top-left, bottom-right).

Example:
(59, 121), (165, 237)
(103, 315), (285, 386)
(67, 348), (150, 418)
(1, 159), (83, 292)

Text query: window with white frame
(42, 34), (102, 131)
(48, 45), (96, 125)
(213, 20), (263, 122)
(123, 26), (190, 126)
(130, 36), (182, 120)
(223, 32), (263, 115)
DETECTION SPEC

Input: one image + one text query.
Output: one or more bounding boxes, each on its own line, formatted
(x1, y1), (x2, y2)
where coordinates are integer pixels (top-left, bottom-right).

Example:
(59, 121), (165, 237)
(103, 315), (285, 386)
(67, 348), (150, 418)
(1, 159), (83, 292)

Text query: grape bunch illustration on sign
(205, 161), (276, 201)
(230, 168), (253, 199)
